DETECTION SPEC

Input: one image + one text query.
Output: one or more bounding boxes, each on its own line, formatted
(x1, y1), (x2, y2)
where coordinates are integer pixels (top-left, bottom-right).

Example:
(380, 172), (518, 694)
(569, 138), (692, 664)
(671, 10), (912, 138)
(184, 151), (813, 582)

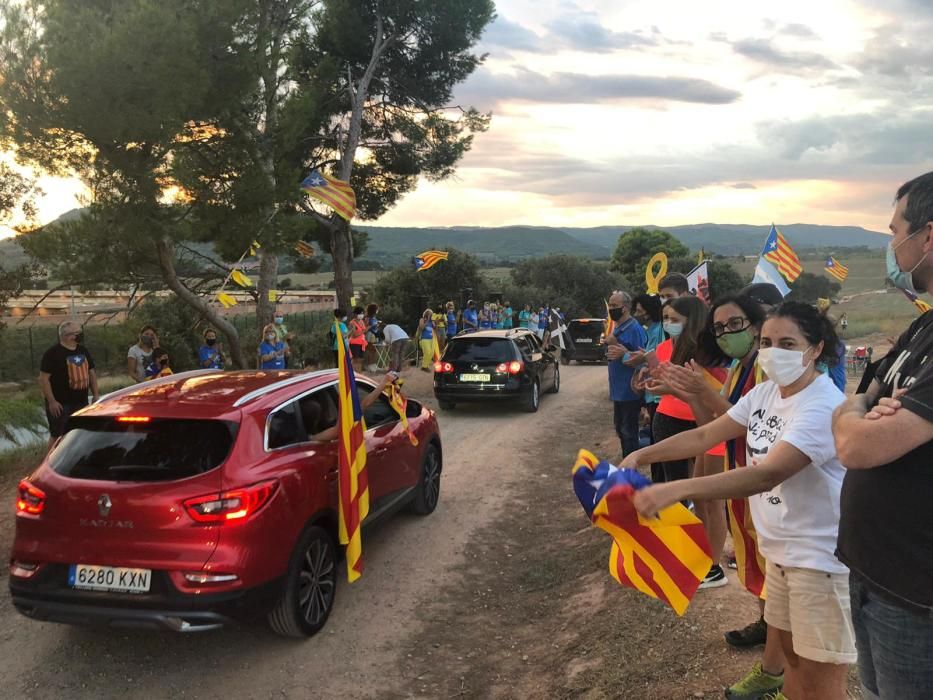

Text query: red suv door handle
(324, 467), (338, 482)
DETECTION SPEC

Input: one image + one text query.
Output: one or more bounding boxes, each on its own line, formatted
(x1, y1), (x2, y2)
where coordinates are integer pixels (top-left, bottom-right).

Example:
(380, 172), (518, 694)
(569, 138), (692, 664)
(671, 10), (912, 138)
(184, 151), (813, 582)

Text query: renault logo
(97, 494), (112, 517)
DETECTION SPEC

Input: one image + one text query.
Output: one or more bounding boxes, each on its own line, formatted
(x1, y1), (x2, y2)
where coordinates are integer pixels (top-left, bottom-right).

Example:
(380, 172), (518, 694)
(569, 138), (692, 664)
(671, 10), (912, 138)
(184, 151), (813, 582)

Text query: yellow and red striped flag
(572, 450), (712, 616)
(824, 256), (849, 283)
(762, 224), (802, 283)
(334, 323), (369, 582)
(301, 170), (356, 221)
(294, 240), (315, 258)
(414, 250), (449, 272)
(603, 300), (613, 342)
(385, 380), (419, 446)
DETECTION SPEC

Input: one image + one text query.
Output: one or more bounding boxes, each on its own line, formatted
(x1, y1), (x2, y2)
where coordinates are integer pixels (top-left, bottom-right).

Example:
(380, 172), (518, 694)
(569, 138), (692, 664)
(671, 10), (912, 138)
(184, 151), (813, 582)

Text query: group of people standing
(602, 172), (933, 700)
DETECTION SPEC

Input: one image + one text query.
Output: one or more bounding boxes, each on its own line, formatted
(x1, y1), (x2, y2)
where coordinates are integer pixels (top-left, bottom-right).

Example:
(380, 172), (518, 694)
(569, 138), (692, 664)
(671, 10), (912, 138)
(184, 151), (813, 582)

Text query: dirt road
(0, 363), (615, 699)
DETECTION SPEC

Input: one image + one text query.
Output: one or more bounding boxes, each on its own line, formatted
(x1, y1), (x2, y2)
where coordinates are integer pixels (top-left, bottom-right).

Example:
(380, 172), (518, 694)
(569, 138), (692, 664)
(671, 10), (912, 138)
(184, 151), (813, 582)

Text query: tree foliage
(0, 0), (493, 362)
(610, 228), (690, 287)
(787, 272), (842, 304)
(510, 255), (627, 317)
(372, 249), (484, 329)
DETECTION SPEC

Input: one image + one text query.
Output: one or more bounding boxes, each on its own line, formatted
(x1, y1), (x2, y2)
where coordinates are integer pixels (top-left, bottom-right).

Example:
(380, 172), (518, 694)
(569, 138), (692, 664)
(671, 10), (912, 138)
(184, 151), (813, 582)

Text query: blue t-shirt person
(259, 340), (286, 370)
(446, 311), (458, 336)
(462, 307), (478, 332)
(538, 308), (549, 331)
(199, 345), (224, 369)
(608, 318), (648, 403)
(501, 306), (513, 329)
(331, 320), (349, 350)
(421, 320), (434, 340)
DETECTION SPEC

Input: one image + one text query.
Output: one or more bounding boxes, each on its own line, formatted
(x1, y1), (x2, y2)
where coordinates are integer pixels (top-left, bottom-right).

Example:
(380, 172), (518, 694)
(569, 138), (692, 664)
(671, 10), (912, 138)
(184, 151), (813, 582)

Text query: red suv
(10, 369), (442, 637)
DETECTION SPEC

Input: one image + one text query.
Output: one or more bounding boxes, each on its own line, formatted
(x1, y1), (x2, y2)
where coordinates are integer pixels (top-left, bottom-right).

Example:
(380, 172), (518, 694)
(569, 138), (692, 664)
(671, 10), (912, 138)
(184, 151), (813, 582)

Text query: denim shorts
(850, 569), (933, 699)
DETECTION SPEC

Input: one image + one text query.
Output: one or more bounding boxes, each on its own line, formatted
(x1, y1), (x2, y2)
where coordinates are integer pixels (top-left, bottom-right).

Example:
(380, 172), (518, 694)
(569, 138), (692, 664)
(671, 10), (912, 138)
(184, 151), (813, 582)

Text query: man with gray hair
(38, 321), (98, 449)
(604, 290), (647, 458)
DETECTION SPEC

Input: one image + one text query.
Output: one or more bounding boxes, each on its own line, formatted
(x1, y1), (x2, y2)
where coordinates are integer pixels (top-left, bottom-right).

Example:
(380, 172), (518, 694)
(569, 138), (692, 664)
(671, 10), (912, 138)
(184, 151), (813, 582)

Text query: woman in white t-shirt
(622, 302), (853, 700)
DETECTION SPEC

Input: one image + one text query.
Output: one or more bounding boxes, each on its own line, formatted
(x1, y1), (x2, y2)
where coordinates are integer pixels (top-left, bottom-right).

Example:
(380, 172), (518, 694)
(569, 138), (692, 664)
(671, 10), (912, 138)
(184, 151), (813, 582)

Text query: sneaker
(724, 616), (767, 648)
(724, 662), (784, 700)
(698, 564), (728, 589)
(727, 556), (738, 570)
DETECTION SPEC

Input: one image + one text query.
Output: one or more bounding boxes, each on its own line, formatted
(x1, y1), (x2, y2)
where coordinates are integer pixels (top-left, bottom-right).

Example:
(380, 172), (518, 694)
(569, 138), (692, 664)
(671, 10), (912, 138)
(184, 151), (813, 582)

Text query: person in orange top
(347, 305), (368, 373)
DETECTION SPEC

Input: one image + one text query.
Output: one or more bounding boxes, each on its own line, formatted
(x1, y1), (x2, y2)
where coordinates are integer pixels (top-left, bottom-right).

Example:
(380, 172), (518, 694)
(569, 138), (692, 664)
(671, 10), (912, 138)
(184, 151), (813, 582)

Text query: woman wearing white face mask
(624, 302), (854, 700)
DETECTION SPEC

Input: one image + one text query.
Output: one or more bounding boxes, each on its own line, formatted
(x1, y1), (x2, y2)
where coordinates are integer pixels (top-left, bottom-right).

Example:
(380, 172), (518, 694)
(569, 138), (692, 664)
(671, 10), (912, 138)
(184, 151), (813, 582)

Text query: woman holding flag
(661, 293), (788, 699)
(625, 302), (853, 700)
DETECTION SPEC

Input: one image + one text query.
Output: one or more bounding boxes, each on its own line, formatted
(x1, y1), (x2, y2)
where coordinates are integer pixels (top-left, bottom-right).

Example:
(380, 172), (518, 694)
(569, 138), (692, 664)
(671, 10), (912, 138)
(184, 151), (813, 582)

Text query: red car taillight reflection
(16, 480), (46, 517)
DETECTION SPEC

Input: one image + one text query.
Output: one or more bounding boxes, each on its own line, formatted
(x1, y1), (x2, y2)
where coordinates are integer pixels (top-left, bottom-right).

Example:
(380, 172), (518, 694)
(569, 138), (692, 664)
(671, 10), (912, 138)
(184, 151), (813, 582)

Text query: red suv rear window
(49, 416), (237, 482)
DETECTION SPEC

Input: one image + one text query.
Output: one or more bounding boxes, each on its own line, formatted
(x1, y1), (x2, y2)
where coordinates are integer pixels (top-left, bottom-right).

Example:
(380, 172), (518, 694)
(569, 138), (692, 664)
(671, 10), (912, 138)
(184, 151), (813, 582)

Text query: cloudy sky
(15, 0), (933, 233)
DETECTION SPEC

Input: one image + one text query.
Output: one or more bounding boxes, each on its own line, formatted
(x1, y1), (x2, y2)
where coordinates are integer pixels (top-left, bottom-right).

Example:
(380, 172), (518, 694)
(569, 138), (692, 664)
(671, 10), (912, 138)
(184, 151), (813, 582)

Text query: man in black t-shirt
(38, 321), (99, 448)
(833, 172), (933, 700)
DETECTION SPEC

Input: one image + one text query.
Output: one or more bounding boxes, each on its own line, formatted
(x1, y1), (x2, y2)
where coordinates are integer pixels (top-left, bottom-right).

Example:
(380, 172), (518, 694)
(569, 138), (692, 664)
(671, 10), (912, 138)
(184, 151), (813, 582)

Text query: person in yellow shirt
(432, 305), (448, 354)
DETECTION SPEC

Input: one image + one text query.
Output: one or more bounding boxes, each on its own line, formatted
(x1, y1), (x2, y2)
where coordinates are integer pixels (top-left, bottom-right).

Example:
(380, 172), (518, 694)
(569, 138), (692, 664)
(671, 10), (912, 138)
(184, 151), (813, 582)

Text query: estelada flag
(301, 169), (356, 221)
(572, 450), (711, 616)
(414, 250), (449, 271)
(762, 224), (802, 283)
(334, 323), (369, 582)
(824, 256), (849, 283)
(294, 240), (315, 258)
(902, 287), (933, 314)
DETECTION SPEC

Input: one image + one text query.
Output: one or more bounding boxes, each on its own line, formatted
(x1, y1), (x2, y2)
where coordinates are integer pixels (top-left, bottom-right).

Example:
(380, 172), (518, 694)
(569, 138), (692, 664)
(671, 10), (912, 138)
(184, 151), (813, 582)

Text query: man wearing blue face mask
(832, 171), (933, 700)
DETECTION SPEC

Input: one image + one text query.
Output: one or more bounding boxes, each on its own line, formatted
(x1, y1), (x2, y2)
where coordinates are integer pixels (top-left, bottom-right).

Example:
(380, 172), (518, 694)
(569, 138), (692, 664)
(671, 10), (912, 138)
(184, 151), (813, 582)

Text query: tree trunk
(155, 238), (248, 368)
(331, 220), (354, 311)
(256, 248), (278, 334)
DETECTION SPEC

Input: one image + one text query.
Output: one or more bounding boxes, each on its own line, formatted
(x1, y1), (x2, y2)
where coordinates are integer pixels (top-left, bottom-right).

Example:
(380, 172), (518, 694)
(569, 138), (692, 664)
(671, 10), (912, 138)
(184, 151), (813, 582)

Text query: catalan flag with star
(762, 224), (803, 283)
(335, 323), (369, 582)
(572, 450), (712, 615)
(824, 256), (849, 283)
(301, 169), (357, 221)
(414, 250), (449, 271)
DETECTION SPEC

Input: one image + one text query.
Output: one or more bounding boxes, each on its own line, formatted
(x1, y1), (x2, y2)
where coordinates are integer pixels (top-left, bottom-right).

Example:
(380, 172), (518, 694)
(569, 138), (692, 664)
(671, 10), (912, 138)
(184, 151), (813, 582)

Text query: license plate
(460, 373), (490, 382)
(575, 338), (593, 344)
(69, 564), (152, 594)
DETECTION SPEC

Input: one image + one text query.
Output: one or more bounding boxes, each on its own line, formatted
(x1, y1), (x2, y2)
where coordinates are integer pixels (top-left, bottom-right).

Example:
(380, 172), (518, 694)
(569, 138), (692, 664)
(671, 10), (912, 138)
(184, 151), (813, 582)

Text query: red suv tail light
(433, 362), (453, 373)
(508, 361), (523, 375)
(183, 480), (278, 524)
(16, 480), (46, 517)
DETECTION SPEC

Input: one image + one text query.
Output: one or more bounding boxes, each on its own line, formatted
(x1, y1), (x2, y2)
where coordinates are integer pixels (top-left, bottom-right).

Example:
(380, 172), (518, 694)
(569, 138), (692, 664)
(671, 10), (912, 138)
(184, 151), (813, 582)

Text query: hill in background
(1, 208), (889, 271)
(359, 223), (888, 265)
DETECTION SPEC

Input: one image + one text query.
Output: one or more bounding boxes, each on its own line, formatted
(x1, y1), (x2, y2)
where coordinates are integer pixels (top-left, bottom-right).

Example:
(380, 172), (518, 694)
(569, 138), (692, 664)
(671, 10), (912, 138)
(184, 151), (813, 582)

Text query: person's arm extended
(622, 413), (745, 469)
(312, 376), (392, 442)
(89, 369), (99, 402)
(38, 371), (61, 415)
(833, 380), (933, 469)
(661, 361), (732, 422)
(634, 440), (812, 518)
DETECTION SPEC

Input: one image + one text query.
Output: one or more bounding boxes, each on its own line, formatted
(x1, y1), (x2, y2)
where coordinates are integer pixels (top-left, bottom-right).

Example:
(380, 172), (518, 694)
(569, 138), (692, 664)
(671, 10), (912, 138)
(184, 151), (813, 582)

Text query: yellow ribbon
(217, 292), (237, 308)
(231, 269), (253, 288)
(645, 253), (669, 295)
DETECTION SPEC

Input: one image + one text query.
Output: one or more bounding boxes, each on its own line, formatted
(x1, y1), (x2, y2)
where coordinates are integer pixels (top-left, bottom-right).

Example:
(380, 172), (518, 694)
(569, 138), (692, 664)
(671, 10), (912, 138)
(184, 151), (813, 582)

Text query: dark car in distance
(433, 329), (559, 412)
(10, 369), (442, 638)
(562, 318), (608, 364)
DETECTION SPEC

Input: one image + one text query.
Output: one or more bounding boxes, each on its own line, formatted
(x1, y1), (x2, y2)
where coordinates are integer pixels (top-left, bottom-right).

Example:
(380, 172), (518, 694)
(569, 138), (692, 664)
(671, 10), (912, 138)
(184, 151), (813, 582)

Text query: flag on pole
(548, 308), (569, 350)
(414, 250), (449, 272)
(901, 288), (933, 314)
(301, 169), (357, 221)
(385, 381), (419, 446)
(686, 261), (711, 303)
(824, 257), (849, 282)
(294, 240), (315, 258)
(335, 323), (369, 582)
(762, 224), (802, 282)
(572, 450), (712, 616)
(432, 333), (442, 363)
